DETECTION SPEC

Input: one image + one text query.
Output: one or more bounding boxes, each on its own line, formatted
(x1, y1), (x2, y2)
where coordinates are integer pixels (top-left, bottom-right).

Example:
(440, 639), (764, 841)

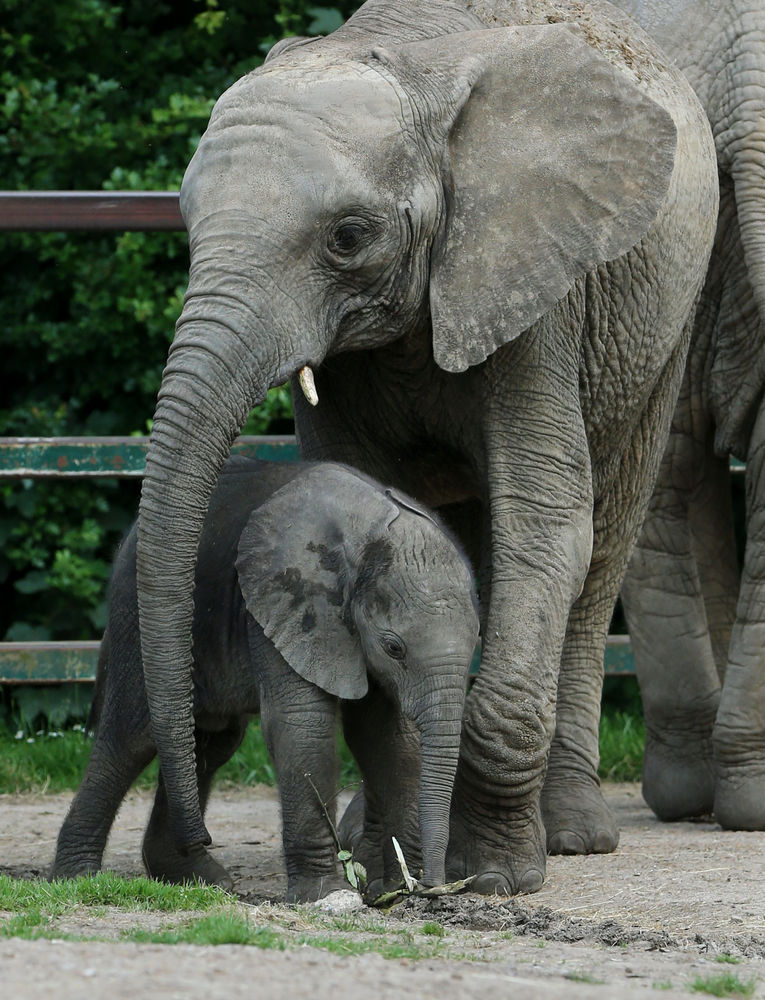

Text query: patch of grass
(422, 921), (445, 938)
(297, 932), (441, 961)
(0, 725), (105, 794)
(0, 872), (229, 920)
(716, 955), (742, 965)
(329, 915), (387, 935)
(598, 710), (645, 782)
(125, 911), (285, 948)
(565, 972), (605, 985)
(652, 982), (673, 991)
(689, 972), (757, 997)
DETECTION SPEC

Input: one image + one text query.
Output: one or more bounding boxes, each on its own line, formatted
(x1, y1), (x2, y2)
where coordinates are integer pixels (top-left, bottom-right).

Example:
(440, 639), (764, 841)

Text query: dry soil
(1, 781), (763, 999)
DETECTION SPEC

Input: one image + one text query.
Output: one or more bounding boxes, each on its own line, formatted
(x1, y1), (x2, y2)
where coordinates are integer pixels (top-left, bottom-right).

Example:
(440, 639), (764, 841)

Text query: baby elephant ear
(416, 24), (677, 373)
(264, 36), (315, 63)
(235, 465), (397, 700)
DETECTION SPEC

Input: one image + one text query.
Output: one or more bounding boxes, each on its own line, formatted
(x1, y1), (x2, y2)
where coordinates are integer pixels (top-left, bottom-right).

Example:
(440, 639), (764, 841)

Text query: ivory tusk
(298, 365), (319, 406)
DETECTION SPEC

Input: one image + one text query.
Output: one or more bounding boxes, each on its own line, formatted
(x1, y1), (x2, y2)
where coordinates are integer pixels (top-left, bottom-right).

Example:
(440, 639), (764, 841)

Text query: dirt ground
(1, 781), (764, 999)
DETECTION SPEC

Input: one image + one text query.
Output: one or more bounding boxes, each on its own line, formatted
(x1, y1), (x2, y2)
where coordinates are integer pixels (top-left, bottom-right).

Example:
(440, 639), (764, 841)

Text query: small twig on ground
(304, 772), (367, 893)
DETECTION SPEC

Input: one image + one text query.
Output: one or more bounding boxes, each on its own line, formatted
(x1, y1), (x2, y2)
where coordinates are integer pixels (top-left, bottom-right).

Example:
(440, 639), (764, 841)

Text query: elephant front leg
(714, 403), (765, 830)
(258, 657), (347, 902)
(339, 687), (422, 898)
(447, 356), (594, 894)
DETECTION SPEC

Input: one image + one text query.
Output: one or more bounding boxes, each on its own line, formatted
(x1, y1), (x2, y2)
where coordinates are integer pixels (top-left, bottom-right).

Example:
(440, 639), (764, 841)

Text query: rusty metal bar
(0, 436), (300, 478)
(0, 191), (183, 231)
(0, 636), (636, 684)
(0, 642), (100, 684)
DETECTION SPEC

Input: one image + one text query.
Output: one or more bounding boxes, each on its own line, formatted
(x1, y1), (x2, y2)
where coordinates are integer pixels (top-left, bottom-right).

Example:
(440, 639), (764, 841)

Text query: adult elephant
(136, 0), (718, 894)
(611, 0), (765, 830)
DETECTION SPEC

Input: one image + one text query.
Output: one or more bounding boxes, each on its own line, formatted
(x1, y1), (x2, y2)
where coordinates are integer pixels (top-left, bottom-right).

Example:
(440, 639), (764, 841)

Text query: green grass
(0, 872), (468, 958)
(0, 719), (361, 795)
(0, 872), (233, 942)
(126, 911), (285, 948)
(422, 921), (446, 938)
(690, 972), (757, 997)
(1, 703), (644, 795)
(0, 872), (229, 916)
(0, 725), (105, 794)
(598, 710), (645, 781)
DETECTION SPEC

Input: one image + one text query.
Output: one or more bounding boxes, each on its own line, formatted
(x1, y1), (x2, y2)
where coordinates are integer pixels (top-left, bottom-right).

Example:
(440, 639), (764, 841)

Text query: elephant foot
(142, 839), (233, 891)
(286, 872), (349, 904)
(541, 773), (619, 855)
(447, 785), (546, 895)
(49, 856), (101, 880)
(642, 727), (715, 821)
(713, 727), (765, 830)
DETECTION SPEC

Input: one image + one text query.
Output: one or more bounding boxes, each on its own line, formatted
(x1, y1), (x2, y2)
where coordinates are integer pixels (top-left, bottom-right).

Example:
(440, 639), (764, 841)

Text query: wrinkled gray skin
(609, 0), (765, 831)
(135, 0), (719, 894)
(51, 458), (478, 901)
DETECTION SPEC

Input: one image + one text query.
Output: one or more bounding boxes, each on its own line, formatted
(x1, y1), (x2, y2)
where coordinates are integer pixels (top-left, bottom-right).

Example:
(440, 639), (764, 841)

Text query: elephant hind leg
(51, 724), (155, 879)
(545, 343), (707, 849)
(142, 719), (247, 889)
(621, 423), (732, 822)
(713, 404), (765, 830)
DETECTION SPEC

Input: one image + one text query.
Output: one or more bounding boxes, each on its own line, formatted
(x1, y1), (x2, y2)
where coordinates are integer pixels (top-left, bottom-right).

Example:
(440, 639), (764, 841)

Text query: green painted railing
(0, 433), (640, 683)
(0, 436), (300, 478)
(0, 434), (640, 683)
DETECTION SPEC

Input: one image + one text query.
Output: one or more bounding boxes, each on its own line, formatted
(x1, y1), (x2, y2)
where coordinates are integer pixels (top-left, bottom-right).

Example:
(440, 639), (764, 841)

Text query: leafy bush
(0, 0), (356, 643)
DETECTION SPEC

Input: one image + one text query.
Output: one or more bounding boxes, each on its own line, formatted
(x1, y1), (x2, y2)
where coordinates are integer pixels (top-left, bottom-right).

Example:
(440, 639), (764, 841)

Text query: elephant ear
(405, 24), (678, 373)
(235, 465), (399, 700)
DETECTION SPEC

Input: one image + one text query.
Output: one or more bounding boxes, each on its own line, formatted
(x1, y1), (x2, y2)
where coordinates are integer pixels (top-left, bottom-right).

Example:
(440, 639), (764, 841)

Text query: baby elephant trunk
(416, 702), (464, 887)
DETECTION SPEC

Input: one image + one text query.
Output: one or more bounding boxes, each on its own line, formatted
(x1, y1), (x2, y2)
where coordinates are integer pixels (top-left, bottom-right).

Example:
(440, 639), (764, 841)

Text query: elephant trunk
(415, 695), (465, 887)
(137, 287), (319, 850)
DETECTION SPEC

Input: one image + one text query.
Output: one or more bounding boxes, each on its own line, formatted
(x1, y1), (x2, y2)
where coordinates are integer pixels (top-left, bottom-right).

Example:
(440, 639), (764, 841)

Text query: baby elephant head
(235, 463), (479, 885)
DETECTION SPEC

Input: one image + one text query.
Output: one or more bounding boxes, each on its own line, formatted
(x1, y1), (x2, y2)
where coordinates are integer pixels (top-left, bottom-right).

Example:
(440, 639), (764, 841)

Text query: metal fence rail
(0, 190), (647, 683)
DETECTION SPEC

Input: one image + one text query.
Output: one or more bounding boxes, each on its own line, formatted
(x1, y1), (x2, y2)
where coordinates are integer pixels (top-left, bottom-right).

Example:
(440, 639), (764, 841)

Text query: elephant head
(137, 11), (676, 851)
(234, 464), (479, 886)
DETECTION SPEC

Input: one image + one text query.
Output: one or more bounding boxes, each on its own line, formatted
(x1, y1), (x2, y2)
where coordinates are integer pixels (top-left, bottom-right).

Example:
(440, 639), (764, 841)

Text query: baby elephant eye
(328, 222), (366, 256)
(381, 633), (407, 661)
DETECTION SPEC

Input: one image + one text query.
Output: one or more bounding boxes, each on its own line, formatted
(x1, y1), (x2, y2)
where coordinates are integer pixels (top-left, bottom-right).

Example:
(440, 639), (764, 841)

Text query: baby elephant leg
(51, 635), (155, 879)
(340, 686), (422, 897)
(142, 718), (248, 889)
(258, 652), (347, 903)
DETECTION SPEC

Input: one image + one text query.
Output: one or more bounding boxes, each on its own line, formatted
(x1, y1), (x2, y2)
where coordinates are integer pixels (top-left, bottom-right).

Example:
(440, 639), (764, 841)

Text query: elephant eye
(327, 221), (366, 257)
(381, 632), (407, 661)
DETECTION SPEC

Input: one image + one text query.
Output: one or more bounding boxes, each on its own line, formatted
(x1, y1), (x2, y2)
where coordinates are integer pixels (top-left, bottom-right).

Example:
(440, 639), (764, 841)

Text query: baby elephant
(51, 457), (479, 902)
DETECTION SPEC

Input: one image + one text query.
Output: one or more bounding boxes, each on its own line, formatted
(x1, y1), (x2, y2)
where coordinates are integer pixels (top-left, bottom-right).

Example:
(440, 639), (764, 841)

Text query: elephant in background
(135, 0), (718, 894)
(611, 0), (765, 830)
(51, 458), (479, 901)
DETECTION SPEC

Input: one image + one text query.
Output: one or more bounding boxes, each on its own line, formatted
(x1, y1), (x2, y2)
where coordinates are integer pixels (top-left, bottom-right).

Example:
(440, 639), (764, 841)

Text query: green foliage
(1, 0), (358, 643)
